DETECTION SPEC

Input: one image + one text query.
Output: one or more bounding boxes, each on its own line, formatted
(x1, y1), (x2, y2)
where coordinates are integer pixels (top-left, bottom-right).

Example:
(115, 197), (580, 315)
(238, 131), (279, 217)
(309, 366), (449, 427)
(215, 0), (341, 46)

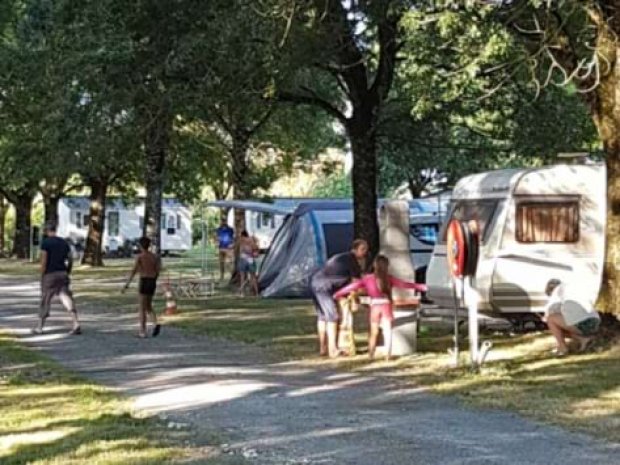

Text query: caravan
(426, 163), (606, 317)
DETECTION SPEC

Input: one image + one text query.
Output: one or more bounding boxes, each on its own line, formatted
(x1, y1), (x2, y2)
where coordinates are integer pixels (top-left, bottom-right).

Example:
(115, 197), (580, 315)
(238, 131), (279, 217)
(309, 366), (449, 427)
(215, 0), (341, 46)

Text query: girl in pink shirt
(334, 255), (426, 360)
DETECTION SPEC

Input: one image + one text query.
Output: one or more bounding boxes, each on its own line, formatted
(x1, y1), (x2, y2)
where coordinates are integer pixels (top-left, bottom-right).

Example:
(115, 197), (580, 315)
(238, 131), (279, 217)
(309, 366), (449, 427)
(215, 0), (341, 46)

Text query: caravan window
(516, 201), (579, 243)
(440, 200), (498, 243)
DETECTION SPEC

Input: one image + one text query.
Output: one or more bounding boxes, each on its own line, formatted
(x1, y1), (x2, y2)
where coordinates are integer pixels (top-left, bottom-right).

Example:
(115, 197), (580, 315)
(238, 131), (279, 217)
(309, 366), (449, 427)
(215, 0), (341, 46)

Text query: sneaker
(69, 327), (82, 335)
(152, 324), (161, 337)
(30, 327), (43, 335)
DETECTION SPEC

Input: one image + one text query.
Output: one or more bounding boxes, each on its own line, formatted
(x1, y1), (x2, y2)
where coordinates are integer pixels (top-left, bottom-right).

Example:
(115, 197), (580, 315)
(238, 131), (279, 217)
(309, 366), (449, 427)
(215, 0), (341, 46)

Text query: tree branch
(278, 91), (347, 124)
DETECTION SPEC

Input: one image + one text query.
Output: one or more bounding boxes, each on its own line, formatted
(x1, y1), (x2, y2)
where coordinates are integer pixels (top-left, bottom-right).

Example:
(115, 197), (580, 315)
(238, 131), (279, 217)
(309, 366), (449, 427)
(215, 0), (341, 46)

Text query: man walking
(32, 221), (81, 335)
(215, 217), (234, 282)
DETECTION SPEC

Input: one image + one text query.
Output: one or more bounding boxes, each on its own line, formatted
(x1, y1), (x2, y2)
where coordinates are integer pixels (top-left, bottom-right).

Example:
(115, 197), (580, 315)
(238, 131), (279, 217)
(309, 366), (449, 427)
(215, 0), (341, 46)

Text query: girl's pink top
(333, 273), (427, 300)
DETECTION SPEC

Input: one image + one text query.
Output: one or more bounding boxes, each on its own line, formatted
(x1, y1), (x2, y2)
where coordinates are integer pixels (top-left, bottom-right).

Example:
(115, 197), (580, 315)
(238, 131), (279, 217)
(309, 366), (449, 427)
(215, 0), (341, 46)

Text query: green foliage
(311, 171), (352, 198)
(378, 7), (598, 197)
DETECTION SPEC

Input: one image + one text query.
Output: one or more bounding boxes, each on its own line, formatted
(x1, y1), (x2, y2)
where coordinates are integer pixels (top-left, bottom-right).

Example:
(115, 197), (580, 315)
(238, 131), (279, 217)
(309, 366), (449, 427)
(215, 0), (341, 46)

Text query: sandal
(551, 348), (569, 357)
(152, 324), (161, 337)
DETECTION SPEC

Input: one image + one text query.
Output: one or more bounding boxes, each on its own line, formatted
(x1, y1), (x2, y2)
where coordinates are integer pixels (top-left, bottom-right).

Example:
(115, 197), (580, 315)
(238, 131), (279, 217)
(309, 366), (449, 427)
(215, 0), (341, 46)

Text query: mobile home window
(516, 201), (579, 243)
(167, 214), (176, 235)
(440, 200), (498, 243)
(108, 211), (120, 236)
(262, 213), (274, 228)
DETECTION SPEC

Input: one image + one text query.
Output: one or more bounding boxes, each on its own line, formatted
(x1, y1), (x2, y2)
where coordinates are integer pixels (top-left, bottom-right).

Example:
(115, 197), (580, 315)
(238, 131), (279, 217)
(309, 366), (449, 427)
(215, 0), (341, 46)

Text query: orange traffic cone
(163, 278), (177, 315)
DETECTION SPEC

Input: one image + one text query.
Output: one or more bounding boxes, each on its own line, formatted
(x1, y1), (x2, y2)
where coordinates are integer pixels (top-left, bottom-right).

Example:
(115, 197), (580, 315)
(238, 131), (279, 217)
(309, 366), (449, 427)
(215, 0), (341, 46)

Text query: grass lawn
(0, 334), (240, 465)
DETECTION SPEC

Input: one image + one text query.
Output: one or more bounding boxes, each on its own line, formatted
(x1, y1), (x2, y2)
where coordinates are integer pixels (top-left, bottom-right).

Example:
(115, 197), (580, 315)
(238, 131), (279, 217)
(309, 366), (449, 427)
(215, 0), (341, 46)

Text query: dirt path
(0, 276), (618, 465)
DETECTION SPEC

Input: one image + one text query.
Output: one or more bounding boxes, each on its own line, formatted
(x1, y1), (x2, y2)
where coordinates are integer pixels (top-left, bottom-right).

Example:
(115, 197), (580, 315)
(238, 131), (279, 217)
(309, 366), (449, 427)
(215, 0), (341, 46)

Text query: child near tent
(334, 255), (426, 360)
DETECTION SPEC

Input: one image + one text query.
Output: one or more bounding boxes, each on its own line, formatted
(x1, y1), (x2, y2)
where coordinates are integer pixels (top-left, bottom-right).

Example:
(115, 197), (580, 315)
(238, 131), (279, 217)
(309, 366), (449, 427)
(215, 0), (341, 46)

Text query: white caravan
(426, 163), (606, 316)
(57, 197), (192, 255)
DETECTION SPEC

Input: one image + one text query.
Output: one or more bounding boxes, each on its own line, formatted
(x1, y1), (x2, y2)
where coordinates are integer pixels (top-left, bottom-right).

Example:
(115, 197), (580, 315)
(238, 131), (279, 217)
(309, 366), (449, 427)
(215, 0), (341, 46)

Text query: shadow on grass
(1, 412), (193, 465)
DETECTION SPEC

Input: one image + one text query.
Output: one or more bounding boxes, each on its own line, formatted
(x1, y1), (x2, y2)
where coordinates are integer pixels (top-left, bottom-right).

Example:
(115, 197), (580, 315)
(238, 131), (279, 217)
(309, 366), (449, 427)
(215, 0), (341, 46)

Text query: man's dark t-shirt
(41, 236), (71, 274)
(312, 252), (365, 288)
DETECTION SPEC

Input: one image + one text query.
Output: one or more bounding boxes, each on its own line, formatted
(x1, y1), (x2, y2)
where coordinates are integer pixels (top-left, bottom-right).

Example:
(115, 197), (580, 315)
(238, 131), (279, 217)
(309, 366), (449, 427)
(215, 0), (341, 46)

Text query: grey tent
(258, 200), (445, 298)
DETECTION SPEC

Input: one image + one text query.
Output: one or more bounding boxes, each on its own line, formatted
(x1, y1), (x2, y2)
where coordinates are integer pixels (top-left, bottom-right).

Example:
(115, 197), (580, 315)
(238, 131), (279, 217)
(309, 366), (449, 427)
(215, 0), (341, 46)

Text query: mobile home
(426, 163), (606, 315)
(57, 197), (192, 254)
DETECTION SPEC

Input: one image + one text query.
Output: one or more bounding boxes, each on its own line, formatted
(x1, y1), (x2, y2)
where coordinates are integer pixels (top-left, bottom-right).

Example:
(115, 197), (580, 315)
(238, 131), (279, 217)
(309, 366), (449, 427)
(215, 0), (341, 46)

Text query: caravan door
(427, 198), (503, 310)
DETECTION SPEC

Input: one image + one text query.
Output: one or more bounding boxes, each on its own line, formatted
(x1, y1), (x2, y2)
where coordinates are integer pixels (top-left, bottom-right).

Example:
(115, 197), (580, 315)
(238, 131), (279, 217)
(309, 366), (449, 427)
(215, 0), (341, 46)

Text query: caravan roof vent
(557, 152), (590, 164)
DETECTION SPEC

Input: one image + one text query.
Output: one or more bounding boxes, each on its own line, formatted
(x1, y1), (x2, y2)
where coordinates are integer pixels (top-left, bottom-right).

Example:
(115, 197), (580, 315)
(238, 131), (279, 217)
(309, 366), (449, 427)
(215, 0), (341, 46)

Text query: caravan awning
(205, 200), (292, 215)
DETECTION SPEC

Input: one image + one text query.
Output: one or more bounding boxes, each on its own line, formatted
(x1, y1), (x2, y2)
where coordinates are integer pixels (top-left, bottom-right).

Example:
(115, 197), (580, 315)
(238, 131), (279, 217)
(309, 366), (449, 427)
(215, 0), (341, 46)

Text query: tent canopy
(206, 200), (292, 216)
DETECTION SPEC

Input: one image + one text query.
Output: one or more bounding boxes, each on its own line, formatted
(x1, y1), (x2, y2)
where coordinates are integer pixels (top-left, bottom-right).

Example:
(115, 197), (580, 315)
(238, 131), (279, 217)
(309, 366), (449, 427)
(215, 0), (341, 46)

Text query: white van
(426, 163), (606, 316)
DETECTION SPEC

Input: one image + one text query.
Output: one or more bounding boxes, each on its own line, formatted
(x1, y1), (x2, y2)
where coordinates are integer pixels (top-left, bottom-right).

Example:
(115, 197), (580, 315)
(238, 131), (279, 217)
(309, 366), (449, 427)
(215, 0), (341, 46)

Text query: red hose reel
(446, 219), (480, 278)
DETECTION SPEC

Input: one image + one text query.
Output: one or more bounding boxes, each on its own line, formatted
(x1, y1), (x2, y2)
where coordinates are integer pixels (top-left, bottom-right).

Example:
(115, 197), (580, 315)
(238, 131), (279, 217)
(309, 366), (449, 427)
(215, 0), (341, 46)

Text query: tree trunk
(588, 29), (620, 319)
(82, 178), (108, 267)
(143, 109), (172, 254)
(348, 118), (380, 255)
(43, 194), (61, 225)
(231, 134), (251, 235)
(0, 194), (6, 255)
(11, 193), (33, 259)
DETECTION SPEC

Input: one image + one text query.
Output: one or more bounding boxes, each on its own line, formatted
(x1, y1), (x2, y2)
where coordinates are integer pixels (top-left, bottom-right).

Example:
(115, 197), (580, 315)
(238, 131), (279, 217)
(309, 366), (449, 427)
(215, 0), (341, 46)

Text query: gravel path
(0, 276), (618, 465)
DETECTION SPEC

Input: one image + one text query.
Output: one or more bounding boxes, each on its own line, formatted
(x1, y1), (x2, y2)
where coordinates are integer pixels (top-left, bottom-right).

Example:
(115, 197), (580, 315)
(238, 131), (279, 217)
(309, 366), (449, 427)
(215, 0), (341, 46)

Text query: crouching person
(544, 279), (600, 356)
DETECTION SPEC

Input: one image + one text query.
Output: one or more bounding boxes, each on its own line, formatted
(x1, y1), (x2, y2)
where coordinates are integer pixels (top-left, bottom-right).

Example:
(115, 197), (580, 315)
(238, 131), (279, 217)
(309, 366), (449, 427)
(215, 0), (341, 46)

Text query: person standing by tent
(32, 221), (81, 335)
(237, 230), (259, 296)
(310, 239), (370, 358)
(215, 218), (234, 282)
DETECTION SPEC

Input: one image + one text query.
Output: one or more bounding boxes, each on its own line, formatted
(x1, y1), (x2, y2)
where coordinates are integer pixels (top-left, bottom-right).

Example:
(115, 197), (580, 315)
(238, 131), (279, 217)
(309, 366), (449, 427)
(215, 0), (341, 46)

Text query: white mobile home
(426, 163), (606, 315)
(57, 197), (192, 254)
(228, 207), (286, 250)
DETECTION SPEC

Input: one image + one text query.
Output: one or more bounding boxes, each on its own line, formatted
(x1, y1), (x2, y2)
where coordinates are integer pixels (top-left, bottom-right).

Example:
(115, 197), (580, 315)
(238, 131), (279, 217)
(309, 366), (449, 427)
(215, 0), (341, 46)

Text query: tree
(56, 0), (223, 253)
(378, 8), (597, 198)
(276, 0), (410, 254)
(477, 1), (620, 316)
(181, 1), (339, 233)
(0, 194), (6, 254)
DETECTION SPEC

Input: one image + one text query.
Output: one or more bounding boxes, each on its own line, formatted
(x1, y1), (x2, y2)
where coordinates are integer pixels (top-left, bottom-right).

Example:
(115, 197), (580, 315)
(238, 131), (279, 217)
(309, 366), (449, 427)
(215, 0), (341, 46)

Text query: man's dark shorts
(310, 274), (342, 323)
(139, 277), (157, 296)
(40, 271), (75, 318)
(576, 317), (600, 336)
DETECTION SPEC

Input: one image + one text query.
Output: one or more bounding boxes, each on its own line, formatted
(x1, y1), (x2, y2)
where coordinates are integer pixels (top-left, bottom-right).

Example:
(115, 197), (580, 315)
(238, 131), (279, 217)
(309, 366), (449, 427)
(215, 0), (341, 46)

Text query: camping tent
(258, 200), (445, 298)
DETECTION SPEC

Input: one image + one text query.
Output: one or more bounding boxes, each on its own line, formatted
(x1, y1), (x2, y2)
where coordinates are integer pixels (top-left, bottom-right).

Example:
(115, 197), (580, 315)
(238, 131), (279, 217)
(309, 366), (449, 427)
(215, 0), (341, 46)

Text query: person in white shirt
(543, 279), (600, 356)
